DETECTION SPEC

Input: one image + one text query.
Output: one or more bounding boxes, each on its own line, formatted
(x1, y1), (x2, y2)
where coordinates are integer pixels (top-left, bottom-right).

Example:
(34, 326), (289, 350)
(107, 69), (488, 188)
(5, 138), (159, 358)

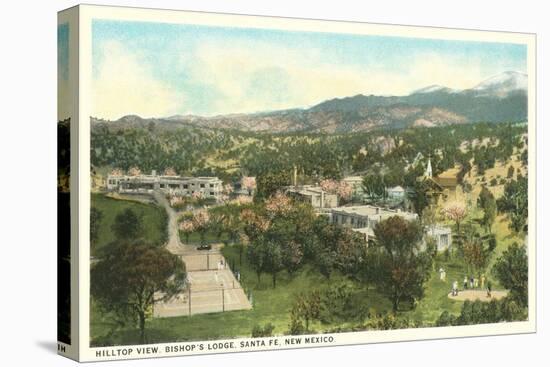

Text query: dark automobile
(196, 244), (212, 251)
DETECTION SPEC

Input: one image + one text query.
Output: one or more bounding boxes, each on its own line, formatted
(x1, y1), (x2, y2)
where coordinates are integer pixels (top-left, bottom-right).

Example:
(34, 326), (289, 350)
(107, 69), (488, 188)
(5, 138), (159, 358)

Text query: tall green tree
(409, 181), (430, 217)
(291, 290), (321, 332)
(362, 174), (386, 199)
(91, 241), (186, 343)
(373, 216), (431, 313)
(111, 208), (142, 241)
(255, 171), (290, 201)
(247, 239), (284, 288)
(497, 176), (528, 234)
(493, 243), (528, 307)
(478, 186), (497, 233)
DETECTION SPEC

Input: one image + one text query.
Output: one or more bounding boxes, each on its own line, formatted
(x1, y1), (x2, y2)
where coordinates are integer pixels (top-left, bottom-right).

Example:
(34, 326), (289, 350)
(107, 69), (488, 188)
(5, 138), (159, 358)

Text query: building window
(183, 184), (188, 189)
(200, 184), (205, 188)
(210, 192), (215, 196)
(210, 184), (214, 188)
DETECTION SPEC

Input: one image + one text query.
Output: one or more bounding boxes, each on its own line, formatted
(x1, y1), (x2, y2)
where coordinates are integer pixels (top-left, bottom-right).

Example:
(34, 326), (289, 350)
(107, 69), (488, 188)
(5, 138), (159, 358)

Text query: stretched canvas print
(58, 4), (536, 362)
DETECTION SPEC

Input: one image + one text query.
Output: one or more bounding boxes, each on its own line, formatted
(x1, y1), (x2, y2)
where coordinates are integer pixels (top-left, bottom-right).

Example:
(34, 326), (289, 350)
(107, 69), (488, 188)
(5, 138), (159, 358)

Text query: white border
(57, 6), (80, 362)
(75, 4), (536, 362)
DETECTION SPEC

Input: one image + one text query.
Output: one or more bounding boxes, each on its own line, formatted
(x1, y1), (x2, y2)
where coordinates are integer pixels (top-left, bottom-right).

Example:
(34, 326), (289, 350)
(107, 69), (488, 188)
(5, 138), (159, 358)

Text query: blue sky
(58, 23), (70, 119)
(91, 19), (527, 119)
(58, 23), (69, 81)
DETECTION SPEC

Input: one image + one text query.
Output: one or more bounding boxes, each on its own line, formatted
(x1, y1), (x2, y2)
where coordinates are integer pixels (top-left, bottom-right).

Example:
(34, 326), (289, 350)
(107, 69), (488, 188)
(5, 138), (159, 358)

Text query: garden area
(90, 183), (528, 346)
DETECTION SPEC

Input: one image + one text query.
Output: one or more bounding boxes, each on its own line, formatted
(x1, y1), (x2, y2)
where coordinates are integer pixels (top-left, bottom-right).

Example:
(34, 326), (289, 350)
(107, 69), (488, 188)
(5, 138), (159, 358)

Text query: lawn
(90, 243), (490, 346)
(91, 244), (394, 346)
(90, 191), (522, 346)
(91, 193), (167, 255)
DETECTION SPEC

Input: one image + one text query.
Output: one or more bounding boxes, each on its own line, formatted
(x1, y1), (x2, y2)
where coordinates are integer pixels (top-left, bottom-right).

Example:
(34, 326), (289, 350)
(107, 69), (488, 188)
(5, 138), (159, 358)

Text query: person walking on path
(452, 281), (459, 296)
(463, 276), (468, 290)
(486, 280), (492, 298)
(469, 276), (474, 289)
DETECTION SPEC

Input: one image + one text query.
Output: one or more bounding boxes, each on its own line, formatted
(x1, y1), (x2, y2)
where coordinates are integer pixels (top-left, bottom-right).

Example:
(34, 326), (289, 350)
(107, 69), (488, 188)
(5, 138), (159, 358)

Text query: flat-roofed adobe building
(386, 185), (405, 200)
(329, 205), (418, 243)
(106, 171), (223, 200)
(328, 205), (452, 250)
(425, 225), (453, 252)
(287, 185), (338, 209)
(343, 176), (365, 198)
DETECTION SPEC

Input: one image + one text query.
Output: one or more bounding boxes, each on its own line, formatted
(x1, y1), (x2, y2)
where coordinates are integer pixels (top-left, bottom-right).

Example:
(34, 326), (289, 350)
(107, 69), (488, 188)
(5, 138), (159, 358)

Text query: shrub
(251, 323), (275, 338)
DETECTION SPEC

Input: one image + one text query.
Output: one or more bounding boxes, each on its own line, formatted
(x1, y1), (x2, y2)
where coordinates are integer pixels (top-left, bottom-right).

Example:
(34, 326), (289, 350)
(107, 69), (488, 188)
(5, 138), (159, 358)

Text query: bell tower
(425, 156), (433, 178)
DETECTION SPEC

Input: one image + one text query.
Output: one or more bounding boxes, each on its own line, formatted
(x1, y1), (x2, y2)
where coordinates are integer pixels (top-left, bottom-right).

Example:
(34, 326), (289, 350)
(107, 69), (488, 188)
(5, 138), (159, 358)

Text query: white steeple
(425, 157), (433, 178)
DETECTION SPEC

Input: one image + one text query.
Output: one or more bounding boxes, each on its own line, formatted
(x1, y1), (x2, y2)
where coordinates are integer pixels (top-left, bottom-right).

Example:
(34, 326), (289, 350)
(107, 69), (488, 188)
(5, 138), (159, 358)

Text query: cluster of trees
(228, 193), (435, 319)
(436, 297), (526, 327)
(497, 175), (528, 234)
(92, 121), (527, 195)
(91, 207), (184, 343)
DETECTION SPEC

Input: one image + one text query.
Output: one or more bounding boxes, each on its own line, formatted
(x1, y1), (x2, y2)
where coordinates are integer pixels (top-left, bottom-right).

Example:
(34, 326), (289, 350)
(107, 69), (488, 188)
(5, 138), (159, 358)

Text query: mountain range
(92, 71), (527, 134)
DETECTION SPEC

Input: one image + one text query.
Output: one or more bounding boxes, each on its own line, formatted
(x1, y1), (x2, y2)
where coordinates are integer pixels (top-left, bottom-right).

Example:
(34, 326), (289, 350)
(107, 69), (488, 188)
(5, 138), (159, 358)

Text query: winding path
(153, 190), (186, 254)
(152, 190), (252, 317)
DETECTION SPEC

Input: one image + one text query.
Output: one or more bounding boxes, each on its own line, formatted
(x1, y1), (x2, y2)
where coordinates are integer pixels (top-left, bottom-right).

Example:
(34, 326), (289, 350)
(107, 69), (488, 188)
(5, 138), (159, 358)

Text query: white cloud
(185, 41), (495, 114)
(92, 40), (186, 120)
(92, 39), (516, 118)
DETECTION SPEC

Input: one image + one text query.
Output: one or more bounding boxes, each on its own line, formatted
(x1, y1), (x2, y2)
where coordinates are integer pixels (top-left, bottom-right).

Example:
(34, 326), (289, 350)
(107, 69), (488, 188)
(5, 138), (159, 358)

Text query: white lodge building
(328, 205), (452, 250)
(329, 205), (419, 242)
(106, 171), (223, 200)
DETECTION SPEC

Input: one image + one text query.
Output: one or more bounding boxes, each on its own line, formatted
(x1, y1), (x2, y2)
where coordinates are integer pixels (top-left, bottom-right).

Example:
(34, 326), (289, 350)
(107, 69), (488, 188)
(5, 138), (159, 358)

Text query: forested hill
(91, 71), (527, 134)
(91, 119), (527, 188)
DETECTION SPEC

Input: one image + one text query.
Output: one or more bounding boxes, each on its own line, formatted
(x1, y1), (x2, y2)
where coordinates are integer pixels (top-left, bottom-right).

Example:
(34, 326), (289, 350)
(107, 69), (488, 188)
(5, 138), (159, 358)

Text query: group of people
(442, 269), (492, 298)
(462, 275), (485, 290)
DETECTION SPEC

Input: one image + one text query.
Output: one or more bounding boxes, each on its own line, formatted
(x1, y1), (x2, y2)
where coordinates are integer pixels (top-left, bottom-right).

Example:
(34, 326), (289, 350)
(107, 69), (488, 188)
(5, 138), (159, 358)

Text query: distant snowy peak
(469, 71), (527, 97)
(412, 85), (455, 94)
(410, 71), (527, 98)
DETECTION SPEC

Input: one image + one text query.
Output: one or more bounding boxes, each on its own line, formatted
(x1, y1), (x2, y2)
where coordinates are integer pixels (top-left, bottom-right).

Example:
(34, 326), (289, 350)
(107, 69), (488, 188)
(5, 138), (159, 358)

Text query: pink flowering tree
(192, 191), (205, 200)
(128, 167), (141, 176)
(240, 208), (270, 241)
(265, 192), (293, 218)
(223, 183), (234, 195)
(179, 220), (195, 244)
(337, 181), (353, 203)
(110, 168), (123, 176)
(320, 179), (339, 194)
(192, 209), (211, 245)
(442, 201), (467, 234)
(242, 176), (257, 196)
(164, 167), (177, 176)
(169, 195), (184, 207)
(282, 241), (304, 275)
(320, 179), (353, 204)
